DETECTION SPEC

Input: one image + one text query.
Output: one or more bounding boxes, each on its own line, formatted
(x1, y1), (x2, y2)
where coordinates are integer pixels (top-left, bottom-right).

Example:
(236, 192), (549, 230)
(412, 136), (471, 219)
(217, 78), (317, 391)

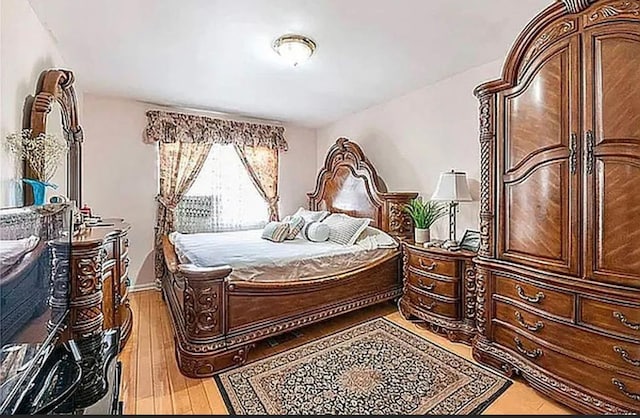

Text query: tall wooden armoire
(473, 0), (640, 414)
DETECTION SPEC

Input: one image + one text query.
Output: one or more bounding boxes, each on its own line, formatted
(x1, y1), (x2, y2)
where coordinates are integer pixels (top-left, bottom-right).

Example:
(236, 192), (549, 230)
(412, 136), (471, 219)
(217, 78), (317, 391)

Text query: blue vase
(22, 179), (57, 205)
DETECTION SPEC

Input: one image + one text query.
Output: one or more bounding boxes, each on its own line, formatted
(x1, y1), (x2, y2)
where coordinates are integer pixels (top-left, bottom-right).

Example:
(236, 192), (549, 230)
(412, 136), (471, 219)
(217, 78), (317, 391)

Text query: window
(175, 144), (269, 233)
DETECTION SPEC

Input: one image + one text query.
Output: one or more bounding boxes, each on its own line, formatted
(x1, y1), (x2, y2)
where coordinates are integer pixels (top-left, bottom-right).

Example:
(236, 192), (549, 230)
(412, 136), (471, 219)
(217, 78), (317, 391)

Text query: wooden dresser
(56, 219), (133, 348)
(473, 0), (640, 414)
(398, 242), (477, 344)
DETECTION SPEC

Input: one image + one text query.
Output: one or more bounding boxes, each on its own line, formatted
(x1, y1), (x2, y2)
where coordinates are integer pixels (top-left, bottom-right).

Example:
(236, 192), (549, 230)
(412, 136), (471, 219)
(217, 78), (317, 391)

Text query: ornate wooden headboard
(307, 138), (418, 241)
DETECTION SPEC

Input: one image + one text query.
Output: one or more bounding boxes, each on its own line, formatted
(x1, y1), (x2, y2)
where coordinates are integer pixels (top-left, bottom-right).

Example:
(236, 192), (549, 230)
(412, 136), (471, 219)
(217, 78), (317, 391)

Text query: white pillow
(0, 236), (40, 270)
(356, 226), (398, 250)
(301, 221), (330, 242)
(321, 213), (371, 246)
(293, 207), (330, 223)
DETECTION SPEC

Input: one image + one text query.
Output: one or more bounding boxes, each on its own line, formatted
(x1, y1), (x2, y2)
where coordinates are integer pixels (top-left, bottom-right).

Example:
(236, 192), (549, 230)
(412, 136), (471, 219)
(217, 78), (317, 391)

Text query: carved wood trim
(478, 96), (495, 258)
(586, 0), (640, 25)
(475, 266), (489, 336)
(520, 19), (577, 75)
(184, 282), (222, 341)
(464, 263), (477, 324)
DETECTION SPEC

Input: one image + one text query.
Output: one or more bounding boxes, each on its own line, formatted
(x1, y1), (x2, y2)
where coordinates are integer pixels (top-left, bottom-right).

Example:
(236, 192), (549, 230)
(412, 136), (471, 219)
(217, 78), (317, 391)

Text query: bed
(161, 138), (417, 377)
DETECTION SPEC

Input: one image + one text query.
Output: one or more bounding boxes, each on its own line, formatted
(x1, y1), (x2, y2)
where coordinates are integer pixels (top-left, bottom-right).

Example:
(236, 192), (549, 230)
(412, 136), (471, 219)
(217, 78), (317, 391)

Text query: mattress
(168, 227), (398, 282)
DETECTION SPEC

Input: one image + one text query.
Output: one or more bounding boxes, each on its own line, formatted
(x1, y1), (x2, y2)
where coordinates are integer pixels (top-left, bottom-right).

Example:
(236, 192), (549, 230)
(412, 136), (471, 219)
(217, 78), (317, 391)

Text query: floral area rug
(215, 318), (510, 415)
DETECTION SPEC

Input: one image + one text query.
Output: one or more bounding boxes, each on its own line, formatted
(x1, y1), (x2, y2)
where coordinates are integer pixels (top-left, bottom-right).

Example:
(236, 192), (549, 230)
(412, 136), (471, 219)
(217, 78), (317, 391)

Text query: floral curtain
(234, 145), (280, 221)
(154, 141), (212, 284)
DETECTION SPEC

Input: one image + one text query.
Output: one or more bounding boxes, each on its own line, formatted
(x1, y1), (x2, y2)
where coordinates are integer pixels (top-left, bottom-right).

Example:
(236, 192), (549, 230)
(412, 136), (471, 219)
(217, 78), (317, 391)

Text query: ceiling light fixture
(272, 34), (317, 67)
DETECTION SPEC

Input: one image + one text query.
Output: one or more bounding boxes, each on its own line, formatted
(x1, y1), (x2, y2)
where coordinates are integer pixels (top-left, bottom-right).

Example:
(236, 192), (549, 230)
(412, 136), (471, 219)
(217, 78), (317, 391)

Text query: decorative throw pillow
(293, 207), (330, 223)
(301, 221), (330, 242)
(282, 215), (305, 240)
(321, 213), (371, 246)
(261, 221), (290, 242)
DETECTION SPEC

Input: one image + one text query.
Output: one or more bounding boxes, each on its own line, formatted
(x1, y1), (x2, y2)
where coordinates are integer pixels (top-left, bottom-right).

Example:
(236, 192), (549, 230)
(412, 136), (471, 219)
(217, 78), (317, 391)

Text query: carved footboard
(161, 236), (403, 377)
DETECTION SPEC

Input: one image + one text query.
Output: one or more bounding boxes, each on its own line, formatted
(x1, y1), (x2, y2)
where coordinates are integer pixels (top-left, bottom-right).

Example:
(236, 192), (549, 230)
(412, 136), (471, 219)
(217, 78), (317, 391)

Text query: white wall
(0, 0), (66, 207)
(82, 94), (317, 287)
(316, 60), (502, 241)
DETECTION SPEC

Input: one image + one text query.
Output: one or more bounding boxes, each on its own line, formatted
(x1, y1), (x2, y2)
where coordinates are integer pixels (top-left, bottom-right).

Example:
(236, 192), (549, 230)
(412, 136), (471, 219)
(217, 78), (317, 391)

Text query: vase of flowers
(404, 197), (447, 244)
(5, 129), (67, 205)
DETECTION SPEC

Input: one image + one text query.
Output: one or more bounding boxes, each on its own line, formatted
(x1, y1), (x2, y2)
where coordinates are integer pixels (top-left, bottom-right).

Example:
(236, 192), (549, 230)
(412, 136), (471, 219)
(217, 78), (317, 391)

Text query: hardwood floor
(120, 290), (574, 415)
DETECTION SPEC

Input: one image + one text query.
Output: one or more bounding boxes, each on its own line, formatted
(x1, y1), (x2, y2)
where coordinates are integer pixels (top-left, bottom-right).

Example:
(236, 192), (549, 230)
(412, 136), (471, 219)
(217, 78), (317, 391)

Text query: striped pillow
(261, 221), (290, 242)
(283, 215), (305, 240)
(321, 213), (371, 246)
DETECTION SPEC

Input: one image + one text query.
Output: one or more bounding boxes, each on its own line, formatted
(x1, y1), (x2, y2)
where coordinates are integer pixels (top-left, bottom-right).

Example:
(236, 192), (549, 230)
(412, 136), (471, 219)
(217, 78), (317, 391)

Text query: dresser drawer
(494, 275), (574, 320)
(404, 289), (458, 319)
(494, 325), (640, 410)
(407, 251), (457, 278)
(406, 269), (458, 298)
(579, 296), (640, 342)
(495, 300), (640, 377)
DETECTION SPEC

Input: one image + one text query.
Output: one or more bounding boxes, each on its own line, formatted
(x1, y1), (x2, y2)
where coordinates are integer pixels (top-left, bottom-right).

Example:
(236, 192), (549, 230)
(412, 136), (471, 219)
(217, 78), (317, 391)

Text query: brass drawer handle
(418, 259), (437, 270)
(612, 378), (640, 401)
(515, 285), (545, 303)
(417, 297), (436, 311)
(613, 311), (640, 331)
(124, 257), (130, 268)
(586, 130), (595, 175)
(514, 311), (544, 333)
(124, 277), (131, 287)
(614, 346), (640, 367)
(514, 336), (543, 359)
(569, 132), (577, 175)
(418, 278), (435, 291)
(123, 237), (130, 248)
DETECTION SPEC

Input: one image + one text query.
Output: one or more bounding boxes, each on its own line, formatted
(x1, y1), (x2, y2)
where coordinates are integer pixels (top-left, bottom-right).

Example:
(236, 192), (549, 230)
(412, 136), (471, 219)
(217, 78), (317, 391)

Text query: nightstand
(398, 242), (477, 344)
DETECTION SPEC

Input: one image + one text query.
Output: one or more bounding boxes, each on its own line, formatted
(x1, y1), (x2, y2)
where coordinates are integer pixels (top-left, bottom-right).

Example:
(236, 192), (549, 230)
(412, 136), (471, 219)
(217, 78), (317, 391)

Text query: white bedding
(168, 227), (398, 282)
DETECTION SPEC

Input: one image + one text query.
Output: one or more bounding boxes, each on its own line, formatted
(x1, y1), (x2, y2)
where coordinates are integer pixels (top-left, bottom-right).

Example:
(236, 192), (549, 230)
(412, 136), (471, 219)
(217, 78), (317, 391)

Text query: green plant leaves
(403, 197), (447, 229)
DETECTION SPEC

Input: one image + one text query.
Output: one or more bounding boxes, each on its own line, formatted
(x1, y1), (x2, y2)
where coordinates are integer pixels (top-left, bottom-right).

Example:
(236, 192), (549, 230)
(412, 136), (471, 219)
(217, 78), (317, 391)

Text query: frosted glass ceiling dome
(272, 34), (317, 67)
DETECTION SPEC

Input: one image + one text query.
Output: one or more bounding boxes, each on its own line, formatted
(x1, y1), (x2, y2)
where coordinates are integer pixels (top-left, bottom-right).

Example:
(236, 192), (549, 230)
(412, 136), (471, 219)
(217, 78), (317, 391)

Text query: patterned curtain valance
(144, 110), (288, 151)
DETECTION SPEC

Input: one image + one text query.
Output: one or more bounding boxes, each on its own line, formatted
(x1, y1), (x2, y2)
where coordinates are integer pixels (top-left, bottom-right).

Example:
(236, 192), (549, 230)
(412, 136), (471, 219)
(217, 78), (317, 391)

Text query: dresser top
(72, 218), (130, 246)
(404, 241), (476, 259)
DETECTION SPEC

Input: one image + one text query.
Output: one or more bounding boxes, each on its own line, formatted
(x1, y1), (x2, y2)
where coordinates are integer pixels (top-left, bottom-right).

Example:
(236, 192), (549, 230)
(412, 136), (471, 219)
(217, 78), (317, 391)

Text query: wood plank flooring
(120, 290), (574, 415)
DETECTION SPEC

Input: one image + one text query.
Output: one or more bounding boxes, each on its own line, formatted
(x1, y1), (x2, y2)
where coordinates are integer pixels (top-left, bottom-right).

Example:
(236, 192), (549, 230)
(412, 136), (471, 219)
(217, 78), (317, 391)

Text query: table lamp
(431, 170), (472, 249)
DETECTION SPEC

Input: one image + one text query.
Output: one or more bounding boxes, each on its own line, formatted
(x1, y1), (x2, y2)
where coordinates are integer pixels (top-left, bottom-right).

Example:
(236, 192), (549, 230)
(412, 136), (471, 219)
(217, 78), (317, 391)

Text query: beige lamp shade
(431, 170), (472, 202)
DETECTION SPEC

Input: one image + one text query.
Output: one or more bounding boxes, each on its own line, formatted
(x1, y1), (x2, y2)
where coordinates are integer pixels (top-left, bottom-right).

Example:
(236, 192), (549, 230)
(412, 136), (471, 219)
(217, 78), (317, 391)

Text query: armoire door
(497, 35), (581, 276)
(584, 22), (640, 289)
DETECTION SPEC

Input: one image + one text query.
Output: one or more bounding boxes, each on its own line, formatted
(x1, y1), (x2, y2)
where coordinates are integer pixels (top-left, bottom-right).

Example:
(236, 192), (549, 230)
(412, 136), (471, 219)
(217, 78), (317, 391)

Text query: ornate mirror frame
(25, 69), (83, 206)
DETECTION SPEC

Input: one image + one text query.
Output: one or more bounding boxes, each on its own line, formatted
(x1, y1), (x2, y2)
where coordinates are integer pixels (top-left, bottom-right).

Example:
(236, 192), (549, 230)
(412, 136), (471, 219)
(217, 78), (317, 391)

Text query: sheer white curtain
(175, 144), (269, 233)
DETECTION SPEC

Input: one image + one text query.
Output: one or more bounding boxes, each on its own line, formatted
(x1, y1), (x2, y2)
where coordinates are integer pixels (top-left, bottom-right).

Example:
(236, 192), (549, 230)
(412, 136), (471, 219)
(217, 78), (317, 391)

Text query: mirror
(45, 102), (68, 203)
(23, 69), (83, 208)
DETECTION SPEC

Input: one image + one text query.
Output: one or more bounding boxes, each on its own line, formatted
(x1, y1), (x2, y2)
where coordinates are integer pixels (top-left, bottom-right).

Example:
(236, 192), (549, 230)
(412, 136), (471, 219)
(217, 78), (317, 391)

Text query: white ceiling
(29, 0), (551, 127)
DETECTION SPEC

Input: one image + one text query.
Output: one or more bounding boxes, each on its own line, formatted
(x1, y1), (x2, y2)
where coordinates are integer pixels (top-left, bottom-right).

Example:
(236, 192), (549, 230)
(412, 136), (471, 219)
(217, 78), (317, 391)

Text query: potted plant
(404, 197), (447, 244)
